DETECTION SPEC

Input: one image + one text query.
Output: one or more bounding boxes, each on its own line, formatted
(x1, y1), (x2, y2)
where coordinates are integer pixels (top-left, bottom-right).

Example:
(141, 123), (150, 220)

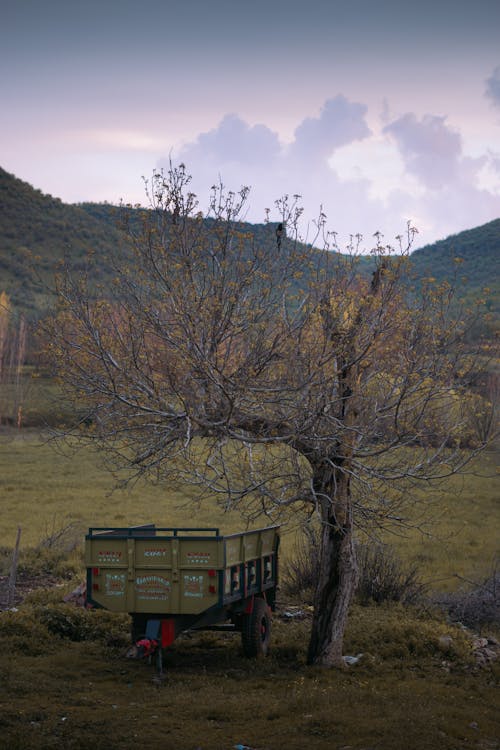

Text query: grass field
(0, 429), (499, 750)
(1, 429), (498, 587)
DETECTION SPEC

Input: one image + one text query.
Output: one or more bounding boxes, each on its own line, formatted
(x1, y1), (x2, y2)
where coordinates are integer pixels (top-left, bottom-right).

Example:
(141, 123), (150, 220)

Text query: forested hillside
(0, 168), (128, 314)
(1, 166), (498, 323)
(410, 219), (500, 317)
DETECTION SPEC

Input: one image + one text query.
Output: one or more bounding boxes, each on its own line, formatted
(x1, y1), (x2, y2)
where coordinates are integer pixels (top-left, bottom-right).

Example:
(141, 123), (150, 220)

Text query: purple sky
(1, 0), (499, 247)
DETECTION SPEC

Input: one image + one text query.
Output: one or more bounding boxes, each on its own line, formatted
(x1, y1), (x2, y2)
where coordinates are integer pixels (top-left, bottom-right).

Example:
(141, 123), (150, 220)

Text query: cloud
(177, 96), (371, 171)
(169, 96), (376, 230)
(290, 95), (371, 163)
(490, 152), (500, 173)
(485, 65), (500, 108)
(384, 114), (462, 189)
(159, 97), (499, 248)
(179, 114), (281, 166)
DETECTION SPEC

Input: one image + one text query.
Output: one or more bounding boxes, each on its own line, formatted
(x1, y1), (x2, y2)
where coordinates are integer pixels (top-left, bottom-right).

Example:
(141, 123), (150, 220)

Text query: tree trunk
(306, 466), (358, 667)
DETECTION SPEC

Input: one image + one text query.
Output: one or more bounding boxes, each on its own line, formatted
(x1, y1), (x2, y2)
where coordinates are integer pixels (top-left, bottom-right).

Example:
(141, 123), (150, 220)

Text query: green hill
(1, 167), (498, 325)
(0, 167), (128, 315)
(409, 219), (500, 317)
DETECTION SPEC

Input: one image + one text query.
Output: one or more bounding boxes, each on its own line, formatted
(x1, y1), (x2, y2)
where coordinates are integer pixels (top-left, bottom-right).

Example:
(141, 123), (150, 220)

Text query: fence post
(7, 527), (21, 608)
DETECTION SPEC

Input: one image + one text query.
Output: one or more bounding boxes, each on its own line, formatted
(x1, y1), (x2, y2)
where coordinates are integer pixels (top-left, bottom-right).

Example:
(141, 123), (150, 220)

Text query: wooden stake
(7, 527), (21, 608)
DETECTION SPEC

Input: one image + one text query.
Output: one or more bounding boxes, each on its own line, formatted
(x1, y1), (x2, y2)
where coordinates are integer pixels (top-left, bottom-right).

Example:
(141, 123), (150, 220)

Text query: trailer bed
(85, 525), (279, 618)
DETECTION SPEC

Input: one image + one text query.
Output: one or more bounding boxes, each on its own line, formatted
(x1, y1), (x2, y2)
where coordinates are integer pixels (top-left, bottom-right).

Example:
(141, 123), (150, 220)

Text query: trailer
(85, 524), (279, 668)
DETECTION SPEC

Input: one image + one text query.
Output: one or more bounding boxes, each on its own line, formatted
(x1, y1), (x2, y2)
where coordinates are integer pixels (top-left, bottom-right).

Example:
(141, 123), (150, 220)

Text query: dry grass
(0, 594), (499, 750)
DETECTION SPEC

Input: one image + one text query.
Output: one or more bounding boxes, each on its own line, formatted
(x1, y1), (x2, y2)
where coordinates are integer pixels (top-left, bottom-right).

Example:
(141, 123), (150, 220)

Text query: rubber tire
(241, 598), (271, 658)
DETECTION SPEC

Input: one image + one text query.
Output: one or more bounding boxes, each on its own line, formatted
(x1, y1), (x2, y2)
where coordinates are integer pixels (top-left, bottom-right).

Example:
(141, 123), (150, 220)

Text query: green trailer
(85, 524), (279, 665)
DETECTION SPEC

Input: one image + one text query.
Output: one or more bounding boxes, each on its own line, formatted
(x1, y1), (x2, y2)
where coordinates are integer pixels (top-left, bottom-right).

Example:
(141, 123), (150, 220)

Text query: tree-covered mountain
(1, 166), (498, 325)
(0, 167), (130, 315)
(409, 219), (500, 317)
(0, 168), (301, 315)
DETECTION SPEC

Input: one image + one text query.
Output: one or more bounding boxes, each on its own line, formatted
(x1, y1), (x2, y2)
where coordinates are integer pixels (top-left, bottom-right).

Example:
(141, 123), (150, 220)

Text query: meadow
(0, 429), (499, 750)
(1, 429), (498, 586)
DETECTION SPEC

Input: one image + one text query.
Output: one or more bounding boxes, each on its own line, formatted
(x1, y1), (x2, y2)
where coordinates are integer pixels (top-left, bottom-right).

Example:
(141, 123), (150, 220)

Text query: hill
(409, 219), (500, 317)
(0, 168), (305, 316)
(0, 167), (130, 315)
(1, 166), (498, 323)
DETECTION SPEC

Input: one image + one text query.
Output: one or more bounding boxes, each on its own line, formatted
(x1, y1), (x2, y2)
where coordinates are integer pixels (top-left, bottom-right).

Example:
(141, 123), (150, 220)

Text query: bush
(0, 609), (54, 656)
(434, 567), (500, 631)
(345, 603), (473, 665)
(17, 521), (84, 580)
(281, 527), (426, 607)
(35, 603), (129, 646)
(281, 526), (320, 599)
(18, 547), (82, 580)
(356, 542), (427, 606)
(0, 597), (129, 655)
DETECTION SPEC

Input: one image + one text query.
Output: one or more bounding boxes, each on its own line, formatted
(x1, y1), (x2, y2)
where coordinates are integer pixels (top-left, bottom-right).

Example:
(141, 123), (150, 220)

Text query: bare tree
(44, 165), (494, 667)
(0, 292), (28, 427)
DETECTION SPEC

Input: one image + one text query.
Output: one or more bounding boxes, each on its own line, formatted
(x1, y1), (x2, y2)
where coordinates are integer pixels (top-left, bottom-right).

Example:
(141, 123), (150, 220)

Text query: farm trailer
(85, 524), (279, 667)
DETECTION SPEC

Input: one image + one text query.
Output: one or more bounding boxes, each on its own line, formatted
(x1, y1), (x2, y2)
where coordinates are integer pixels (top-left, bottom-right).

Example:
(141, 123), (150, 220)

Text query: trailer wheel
(241, 598), (271, 658)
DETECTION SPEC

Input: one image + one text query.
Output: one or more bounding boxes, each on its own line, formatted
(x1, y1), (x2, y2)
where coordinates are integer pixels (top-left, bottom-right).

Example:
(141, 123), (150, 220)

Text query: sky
(1, 0), (500, 249)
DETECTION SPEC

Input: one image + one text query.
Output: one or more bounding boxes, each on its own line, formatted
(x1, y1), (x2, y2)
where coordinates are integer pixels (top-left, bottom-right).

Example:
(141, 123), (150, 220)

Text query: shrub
(17, 521), (84, 580)
(281, 525), (320, 599)
(18, 547), (82, 580)
(0, 609), (53, 655)
(434, 566), (500, 631)
(281, 527), (426, 607)
(356, 541), (427, 606)
(345, 603), (473, 665)
(35, 603), (129, 646)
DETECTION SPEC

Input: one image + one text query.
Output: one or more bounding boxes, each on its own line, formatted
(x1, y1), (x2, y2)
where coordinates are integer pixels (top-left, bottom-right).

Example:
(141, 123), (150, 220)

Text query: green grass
(0, 430), (258, 549)
(1, 430), (498, 587)
(383, 449), (500, 590)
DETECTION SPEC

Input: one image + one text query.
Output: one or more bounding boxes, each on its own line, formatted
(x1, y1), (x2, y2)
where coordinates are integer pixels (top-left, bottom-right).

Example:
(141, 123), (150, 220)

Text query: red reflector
(209, 585), (216, 594)
(161, 619), (176, 648)
(208, 569), (216, 577)
(92, 567), (99, 576)
(92, 583), (99, 591)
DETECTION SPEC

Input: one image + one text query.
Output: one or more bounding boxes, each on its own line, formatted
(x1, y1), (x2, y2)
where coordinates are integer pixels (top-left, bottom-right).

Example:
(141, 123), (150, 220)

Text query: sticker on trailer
(143, 548), (168, 558)
(183, 574), (204, 598)
(135, 575), (171, 601)
(105, 572), (126, 597)
(97, 550), (122, 564)
(186, 552), (211, 564)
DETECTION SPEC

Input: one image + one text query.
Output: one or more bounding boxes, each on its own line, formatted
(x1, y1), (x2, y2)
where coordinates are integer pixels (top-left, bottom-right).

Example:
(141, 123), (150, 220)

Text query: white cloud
(73, 129), (167, 152)
(289, 95), (372, 163)
(158, 96), (499, 247)
(181, 114), (281, 165)
(328, 137), (425, 201)
(383, 114), (462, 189)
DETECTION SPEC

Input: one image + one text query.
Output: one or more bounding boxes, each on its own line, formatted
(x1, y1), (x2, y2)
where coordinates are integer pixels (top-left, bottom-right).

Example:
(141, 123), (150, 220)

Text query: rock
(438, 635), (454, 653)
(471, 637), (499, 667)
(282, 609), (306, 620)
(63, 581), (87, 607)
(472, 637), (489, 649)
(343, 653), (363, 666)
